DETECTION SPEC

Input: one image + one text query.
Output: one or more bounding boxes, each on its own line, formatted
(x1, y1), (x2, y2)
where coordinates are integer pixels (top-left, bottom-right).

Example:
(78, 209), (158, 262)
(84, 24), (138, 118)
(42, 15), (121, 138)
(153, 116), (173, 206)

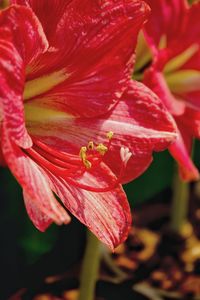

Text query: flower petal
(26, 81), (177, 183)
(0, 5), (48, 148)
(11, 0), (72, 42)
(23, 190), (52, 232)
(143, 0), (188, 53)
(144, 68), (186, 116)
(168, 121), (199, 181)
(1, 126), (71, 228)
(43, 163), (131, 250)
(21, 0), (149, 117)
(178, 107), (200, 139)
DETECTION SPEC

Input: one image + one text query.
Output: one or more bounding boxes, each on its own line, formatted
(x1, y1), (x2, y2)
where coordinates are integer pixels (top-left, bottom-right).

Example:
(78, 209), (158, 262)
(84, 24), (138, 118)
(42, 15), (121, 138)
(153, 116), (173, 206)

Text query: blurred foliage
(0, 168), (58, 264)
(20, 222), (58, 263)
(193, 140), (200, 169)
(124, 150), (174, 206)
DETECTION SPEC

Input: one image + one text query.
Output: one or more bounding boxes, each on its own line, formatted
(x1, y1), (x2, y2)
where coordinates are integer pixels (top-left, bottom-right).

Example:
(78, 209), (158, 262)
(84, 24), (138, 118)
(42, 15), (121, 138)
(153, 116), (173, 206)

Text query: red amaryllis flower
(0, 0), (176, 249)
(141, 0), (200, 181)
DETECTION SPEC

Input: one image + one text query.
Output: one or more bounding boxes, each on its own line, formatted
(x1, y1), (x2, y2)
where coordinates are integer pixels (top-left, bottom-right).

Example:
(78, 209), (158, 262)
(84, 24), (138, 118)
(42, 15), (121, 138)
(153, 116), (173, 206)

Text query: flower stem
(78, 230), (101, 300)
(170, 169), (189, 233)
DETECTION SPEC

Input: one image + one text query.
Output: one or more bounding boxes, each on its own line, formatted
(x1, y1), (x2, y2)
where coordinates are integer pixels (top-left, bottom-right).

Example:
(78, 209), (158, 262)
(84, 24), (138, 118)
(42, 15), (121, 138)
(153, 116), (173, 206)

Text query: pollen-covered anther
(106, 131), (114, 140)
(120, 147), (132, 166)
(96, 143), (108, 155)
(79, 146), (92, 169)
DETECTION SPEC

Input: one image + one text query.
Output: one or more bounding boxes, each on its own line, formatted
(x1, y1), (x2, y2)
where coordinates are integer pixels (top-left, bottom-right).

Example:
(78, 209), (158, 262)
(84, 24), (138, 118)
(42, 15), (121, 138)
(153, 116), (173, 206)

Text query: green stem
(170, 169), (189, 233)
(78, 230), (101, 300)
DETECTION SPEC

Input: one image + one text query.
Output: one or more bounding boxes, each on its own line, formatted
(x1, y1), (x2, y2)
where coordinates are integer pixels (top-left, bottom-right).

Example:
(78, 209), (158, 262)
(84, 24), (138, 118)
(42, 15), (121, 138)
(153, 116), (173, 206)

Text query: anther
(79, 146), (92, 169)
(87, 141), (94, 150)
(96, 143), (108, 155)
(106, 131), (114, 140)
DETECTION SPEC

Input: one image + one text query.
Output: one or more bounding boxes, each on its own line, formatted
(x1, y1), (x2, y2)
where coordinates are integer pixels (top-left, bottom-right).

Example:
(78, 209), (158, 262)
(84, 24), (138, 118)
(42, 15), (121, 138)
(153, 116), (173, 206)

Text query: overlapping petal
(143, 0), (188, 54)
(168, 121), (199, 181)
(2, 115), (132, 248)
(1, 124), (71, 229)
(14, 0), (150, 117)
(137, 0), (200, 181)
(0, 5), (48, 148)
(143, 68), (200, 181)
(43, 164), (131, 250)
(26, 81), (177, 183)
(144, 68), (186, 116)
(0, 0), (179, 247)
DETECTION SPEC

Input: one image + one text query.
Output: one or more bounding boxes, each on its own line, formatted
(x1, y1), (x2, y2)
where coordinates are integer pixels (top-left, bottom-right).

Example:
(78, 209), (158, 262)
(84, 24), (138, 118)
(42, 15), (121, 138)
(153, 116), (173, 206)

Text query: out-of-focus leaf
(19, 222), (58, 263)
(124, 150), (174, 206)
(193, 139), (200, 169)
(0, 168), (58, 264)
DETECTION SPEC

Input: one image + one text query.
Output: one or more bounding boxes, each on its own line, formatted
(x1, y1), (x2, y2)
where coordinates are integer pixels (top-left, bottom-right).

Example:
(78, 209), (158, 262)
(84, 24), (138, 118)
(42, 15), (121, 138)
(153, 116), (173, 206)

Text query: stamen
(107, 131), (114, 140)
(120, 147), (132, 166)
(66, 147), (132, 193)
(28, 132), (124, 191)
(79, 146), (92, 169)
(87, 141), (94, 150)
(32, 137), (83, 166)
(96, 143), (108, 155)
(25, 147), (84, 177)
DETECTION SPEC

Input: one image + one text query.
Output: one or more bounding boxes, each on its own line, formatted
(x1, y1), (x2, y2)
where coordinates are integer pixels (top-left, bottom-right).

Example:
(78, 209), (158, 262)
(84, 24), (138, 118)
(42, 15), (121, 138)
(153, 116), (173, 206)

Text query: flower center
(24, 132), (132, 192)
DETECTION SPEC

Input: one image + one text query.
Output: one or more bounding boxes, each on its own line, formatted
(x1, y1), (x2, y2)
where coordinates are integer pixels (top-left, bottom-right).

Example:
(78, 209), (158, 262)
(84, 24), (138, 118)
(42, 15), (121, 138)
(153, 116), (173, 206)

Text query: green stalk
(170, 168), (189, 233)
(78, 230), (101, 300)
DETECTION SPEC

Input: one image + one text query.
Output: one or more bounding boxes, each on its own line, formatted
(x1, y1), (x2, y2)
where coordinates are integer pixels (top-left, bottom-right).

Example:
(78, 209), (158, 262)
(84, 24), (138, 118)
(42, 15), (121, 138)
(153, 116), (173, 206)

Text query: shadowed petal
(168, 121), (199, 181)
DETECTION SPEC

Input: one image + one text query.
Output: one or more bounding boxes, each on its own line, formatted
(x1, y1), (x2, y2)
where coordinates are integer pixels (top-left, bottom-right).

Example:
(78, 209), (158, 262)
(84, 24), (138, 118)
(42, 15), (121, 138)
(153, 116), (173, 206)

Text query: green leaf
(124, 150), (174, 206)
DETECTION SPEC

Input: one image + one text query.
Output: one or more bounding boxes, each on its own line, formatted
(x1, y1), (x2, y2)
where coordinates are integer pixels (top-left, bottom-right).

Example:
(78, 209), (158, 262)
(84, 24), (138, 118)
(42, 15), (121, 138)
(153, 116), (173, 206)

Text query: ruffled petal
(43, 163), (131, 250)
(26, 81), (177, 183)
(168, 121), (199, 181)
(1, 125), (71, 228)
(0, 5), (48, 148)
(21, 0), (150, 117)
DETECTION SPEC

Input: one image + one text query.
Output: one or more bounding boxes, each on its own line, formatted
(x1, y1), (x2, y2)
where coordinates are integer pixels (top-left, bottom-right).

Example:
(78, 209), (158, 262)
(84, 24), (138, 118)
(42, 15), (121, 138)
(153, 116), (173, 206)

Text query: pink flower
(141, 0), (200, 181)
(0, 0), (176, 249)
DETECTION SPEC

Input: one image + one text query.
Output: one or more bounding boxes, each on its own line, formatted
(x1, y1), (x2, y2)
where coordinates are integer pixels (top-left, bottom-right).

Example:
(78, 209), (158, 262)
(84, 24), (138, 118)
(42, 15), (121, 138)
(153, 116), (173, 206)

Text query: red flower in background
(0, 0), (176, 249)
(142, 0), (200, 181)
